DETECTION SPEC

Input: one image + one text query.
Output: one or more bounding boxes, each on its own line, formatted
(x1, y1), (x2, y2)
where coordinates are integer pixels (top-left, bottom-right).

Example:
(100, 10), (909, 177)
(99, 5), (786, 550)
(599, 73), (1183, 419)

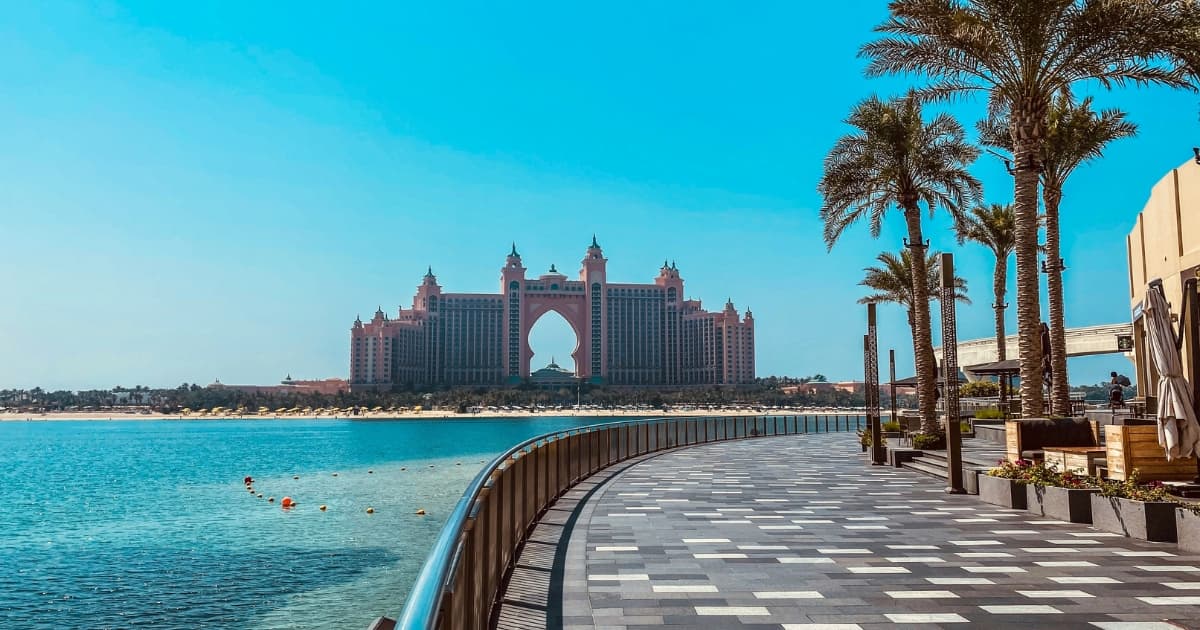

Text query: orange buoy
(281, 496), (295, 508)
(366, 507), (375, 514)
(319, 505), (327, 511)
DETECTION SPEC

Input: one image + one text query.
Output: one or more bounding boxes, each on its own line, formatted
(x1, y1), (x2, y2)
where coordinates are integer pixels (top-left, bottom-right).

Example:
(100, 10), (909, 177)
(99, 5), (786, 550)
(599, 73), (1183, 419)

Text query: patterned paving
(497, 433), (1200, 629)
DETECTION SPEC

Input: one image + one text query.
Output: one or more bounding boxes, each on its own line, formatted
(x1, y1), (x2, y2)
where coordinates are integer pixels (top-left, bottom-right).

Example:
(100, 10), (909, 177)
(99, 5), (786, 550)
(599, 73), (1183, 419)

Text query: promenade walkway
(496, 433), (1200, 629)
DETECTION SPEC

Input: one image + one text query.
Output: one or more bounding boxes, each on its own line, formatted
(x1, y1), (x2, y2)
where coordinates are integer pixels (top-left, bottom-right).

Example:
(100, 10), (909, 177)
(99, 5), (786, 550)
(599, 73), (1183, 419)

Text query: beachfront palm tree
(859, 250), (970, 385)
(819, 95), (981, 433)
(979, 95), (1136, 415)
(861, 0), (1200, 417)
(954, 203), (1016, 362)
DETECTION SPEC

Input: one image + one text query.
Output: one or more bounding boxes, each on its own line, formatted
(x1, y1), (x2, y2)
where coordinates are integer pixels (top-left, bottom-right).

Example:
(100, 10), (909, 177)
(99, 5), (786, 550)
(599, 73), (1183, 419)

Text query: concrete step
(901, 457), (949, 480)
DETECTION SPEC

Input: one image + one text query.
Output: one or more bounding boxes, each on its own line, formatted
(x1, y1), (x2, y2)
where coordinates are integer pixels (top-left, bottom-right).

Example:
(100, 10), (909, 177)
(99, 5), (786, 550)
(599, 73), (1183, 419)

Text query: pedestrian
(1109, 371), (1126, 407)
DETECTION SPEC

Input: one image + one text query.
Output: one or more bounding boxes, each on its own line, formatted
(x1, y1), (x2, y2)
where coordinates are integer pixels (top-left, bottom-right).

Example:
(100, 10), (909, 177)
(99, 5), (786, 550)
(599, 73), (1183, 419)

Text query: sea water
(0, 414), (861, 629)
(0, 417), (604, 629)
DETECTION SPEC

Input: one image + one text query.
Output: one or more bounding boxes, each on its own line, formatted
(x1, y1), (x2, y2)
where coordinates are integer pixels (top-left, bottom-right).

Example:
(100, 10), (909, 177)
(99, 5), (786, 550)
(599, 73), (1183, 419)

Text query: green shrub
(881, 420), (901, 432)
(912, 431), (946, 450)
(960, 381), (999, 397)
(974, 407), (1004, 420)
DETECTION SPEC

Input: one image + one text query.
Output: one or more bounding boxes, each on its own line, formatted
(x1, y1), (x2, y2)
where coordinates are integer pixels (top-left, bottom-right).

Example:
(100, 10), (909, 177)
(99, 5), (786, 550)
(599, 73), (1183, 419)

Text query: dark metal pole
(867, 303), (883, 465)
(940, 253), (965, 493)
(889, 349), (897, 426)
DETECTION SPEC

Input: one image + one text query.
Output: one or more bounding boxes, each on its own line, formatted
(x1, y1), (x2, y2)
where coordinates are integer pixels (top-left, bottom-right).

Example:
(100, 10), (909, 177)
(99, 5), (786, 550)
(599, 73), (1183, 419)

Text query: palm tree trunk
(1043, 186), (1071, 416)
(992, 256), (1007, 362)
(903, 205), (938, 433)
(1011, 107), (1045, 418)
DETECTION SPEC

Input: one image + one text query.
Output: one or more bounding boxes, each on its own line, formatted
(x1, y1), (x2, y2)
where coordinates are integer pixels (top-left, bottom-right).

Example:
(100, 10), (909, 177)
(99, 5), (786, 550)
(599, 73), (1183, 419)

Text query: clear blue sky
(1, 1), (1193, 391)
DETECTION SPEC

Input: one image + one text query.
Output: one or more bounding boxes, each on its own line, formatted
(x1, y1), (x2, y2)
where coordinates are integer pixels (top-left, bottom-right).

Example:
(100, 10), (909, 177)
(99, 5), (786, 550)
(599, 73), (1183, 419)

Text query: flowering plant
(988, 458), (1033, 480)
(1098, 470), (1174, 502)
(988, 459), (1096, 488)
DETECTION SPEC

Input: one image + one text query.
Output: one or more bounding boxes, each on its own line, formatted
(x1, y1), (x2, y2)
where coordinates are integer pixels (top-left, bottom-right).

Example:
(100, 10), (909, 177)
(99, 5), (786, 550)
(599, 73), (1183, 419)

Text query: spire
(663, 259), (669, 268)
(591, 234), (600, 248)
(510, 242), (519, 257)
(425, 265), (434, 278)
(671, 260), (677, 270)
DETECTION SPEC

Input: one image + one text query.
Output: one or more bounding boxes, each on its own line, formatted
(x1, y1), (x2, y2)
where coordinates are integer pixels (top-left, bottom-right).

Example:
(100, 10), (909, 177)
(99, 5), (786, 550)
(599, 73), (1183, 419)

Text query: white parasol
(1145, 283), (1200, 460)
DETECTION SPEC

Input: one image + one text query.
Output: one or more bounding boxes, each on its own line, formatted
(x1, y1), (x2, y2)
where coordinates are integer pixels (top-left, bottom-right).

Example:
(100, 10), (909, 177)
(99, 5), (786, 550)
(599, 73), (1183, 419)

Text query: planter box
(1089, 495), (1177, 542)
(1026, 485), (1098, 524)
(1177, 509), (1200, 553)
(978, 475), (1027, 509)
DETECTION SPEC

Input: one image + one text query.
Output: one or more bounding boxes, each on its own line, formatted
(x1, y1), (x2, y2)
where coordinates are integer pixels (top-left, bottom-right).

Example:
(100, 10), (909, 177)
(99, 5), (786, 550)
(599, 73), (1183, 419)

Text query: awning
(893, 371), (966, 388)
(965, 359), (1020, 376)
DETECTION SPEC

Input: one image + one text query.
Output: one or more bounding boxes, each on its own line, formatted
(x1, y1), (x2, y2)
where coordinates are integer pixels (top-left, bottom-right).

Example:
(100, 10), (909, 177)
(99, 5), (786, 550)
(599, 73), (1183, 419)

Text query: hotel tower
(350, 238), (754, 389)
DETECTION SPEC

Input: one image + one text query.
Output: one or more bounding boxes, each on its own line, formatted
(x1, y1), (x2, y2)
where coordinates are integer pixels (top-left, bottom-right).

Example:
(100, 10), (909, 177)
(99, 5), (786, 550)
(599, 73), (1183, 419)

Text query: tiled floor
(496, 434), (1200, 629)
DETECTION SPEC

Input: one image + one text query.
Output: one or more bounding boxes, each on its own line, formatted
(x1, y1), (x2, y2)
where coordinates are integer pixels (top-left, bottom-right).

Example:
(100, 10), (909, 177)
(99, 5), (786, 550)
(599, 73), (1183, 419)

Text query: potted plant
(856, 428), (870, 452)
(1090, 471), (1178, 542)
(881, 420), (902, 439)
(1024, 463), (1099, 524)
(979, 459), (1030, 509)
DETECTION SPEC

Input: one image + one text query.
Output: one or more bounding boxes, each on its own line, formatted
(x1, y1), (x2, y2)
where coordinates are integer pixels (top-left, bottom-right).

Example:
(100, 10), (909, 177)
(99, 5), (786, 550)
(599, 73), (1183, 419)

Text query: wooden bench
(1005, 418), (1100, 463)
(1104, 424), (1199, 482)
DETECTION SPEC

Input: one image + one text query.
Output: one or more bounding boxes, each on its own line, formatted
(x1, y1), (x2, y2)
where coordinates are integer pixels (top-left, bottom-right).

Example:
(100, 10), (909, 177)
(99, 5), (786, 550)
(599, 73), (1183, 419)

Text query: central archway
(527, 310), (578, 373)
(521, 300), (585, 379)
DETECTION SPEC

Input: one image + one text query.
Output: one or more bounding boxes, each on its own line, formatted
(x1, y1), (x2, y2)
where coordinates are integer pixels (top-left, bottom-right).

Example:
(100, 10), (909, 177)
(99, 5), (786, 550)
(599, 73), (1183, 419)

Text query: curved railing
(381, 414), (864, 630)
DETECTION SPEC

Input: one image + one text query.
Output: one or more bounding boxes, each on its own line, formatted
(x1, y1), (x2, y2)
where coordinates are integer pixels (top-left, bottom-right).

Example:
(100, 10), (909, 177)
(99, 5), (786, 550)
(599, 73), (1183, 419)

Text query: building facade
(350, 238), (755, 389)
(1127, 158), (1200, 394)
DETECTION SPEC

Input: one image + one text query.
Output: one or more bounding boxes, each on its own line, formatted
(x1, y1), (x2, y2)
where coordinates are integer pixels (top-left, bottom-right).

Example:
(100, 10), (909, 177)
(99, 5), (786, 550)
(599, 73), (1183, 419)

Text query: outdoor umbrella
(1145, 283), (1200, 461)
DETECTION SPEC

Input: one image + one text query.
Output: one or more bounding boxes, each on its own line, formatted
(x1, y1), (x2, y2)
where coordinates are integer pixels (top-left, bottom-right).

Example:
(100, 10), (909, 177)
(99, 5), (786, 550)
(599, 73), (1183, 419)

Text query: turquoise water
(0, 417), (610, 630)
(0, 414), (862, 629)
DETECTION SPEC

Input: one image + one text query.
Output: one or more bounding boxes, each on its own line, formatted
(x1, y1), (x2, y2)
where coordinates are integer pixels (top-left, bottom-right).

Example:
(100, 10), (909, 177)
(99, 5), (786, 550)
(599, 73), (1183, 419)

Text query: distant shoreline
(0, 408), (878, 423)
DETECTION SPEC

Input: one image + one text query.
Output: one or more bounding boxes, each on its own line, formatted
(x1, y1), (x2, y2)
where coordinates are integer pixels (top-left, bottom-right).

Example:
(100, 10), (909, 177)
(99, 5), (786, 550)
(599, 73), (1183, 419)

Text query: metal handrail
(388, 414), (863, 629)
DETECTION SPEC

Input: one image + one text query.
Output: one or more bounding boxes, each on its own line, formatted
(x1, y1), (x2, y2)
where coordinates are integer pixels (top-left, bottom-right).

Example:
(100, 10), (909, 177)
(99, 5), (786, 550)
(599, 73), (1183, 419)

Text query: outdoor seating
(1005, 418), (1100, 463)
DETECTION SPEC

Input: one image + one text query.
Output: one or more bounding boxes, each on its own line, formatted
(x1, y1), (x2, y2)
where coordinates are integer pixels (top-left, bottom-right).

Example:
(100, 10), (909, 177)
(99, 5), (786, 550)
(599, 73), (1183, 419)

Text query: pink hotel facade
(349, 239), (755, 389)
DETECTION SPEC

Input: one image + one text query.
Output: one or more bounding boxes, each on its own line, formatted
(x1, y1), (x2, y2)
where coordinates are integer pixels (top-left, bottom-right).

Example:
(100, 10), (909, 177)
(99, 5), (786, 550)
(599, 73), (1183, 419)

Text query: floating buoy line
(240, 467), (435, 516)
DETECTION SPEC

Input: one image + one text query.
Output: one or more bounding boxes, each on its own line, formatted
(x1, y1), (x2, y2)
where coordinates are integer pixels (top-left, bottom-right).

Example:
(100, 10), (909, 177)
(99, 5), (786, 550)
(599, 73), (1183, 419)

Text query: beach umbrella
(1145, 283), (1200, 460)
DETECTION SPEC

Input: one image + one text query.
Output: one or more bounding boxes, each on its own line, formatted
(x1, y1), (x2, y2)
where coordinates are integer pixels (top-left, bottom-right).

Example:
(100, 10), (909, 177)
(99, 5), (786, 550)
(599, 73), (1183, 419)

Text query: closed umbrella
(1145, 283), (1200, 461)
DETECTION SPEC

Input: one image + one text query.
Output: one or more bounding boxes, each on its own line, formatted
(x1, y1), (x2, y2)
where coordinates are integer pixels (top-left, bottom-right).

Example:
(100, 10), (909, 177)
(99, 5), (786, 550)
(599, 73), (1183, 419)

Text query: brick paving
(496, 433), (1200, 629)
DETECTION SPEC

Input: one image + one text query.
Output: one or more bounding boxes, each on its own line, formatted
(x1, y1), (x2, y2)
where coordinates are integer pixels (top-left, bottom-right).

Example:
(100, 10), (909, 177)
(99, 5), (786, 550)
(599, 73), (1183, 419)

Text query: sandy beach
(0, 407), (866, 422)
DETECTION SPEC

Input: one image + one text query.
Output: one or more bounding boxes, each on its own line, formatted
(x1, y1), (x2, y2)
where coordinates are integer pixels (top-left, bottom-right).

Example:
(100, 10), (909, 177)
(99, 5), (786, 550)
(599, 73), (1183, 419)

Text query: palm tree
(980, 95), (1136, 415)
(820, 95), (981, 432)
(954, 203), (1016, 362)
(859, 250), (970, 386)
(861, 0), (1200, 417)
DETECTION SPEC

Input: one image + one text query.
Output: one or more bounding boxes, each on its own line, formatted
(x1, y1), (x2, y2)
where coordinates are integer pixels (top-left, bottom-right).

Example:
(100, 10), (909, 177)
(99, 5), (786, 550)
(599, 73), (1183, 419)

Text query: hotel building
(350, 238), (754, 389)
